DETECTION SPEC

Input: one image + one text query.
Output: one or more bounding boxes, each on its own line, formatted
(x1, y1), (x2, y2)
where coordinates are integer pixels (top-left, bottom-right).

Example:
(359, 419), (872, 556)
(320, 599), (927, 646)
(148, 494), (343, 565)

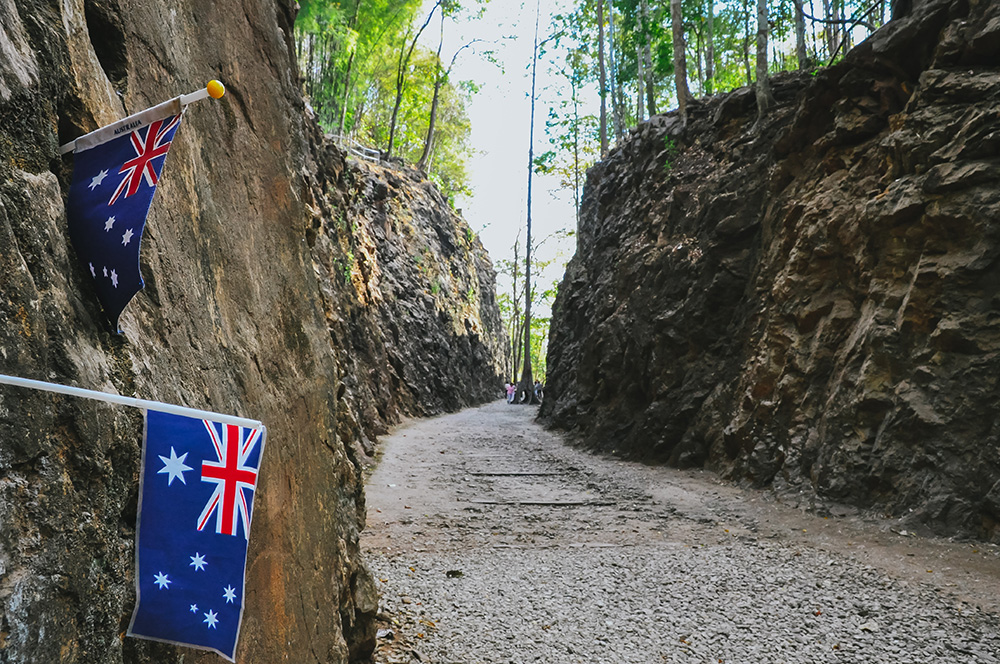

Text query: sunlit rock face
(0, 1), (503, 662)
(543, 0), (1000, 543)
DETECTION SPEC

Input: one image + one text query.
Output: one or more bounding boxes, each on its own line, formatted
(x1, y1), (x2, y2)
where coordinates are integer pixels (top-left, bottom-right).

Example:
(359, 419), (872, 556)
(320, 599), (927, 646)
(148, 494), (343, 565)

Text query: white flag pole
(0, 373), (262, 429)
(59, 80), (226, 156)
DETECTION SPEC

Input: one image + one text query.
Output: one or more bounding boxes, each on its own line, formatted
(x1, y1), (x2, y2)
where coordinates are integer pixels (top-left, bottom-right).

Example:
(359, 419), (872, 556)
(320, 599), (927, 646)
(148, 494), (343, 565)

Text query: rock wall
(0, 1), (502, 663)
(543, 0), (1000, 543)
(307, 147), (506, 460)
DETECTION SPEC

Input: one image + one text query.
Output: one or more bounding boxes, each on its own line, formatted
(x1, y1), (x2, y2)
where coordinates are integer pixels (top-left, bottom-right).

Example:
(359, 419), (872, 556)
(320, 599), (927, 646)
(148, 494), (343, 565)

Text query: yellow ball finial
(207, 80), (226, 99)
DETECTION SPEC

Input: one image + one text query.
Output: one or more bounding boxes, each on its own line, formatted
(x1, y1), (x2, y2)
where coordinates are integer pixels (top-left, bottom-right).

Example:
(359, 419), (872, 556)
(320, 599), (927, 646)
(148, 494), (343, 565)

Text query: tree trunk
(607, 2), (625, 143)
(705, 0), (715, 94)
(571, 76), (581, 219)
(695, 26), (703, 94)
(742, 0), (753, 86)
(387, 2), (439, 158)
(636, 45), (645, 123)
(338, 51), (355, 134)
(811, 0), (821, 58)
(671, 0), (693, 125)
(832, 0), (842, 57)
(510, 237), (522, 380)
(794, 0), (809, 69)
(640, 0), (656, 117)
(597, 0), (609, 157)
(306, 33), (315, 99)
(822, 0), (835, 59)
(520, 0), (542, 403)
(754, 0), (775, 119)
(418, 13), (446, 171)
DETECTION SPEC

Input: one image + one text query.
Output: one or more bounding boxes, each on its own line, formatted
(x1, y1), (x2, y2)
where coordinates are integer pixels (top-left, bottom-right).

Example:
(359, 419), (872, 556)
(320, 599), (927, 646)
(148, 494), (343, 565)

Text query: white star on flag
(89, 263), (95, 277)
(203, 610), (219, 629)
(223, 585), (237, 603)
(122, 228), (134, 246)
(104, 216), (116, 231)
(190, 552), (207, 571)
(153, 572), (171, 589)
(110, 269), (119, 288)
(190, 604), (199, 613)
(158, 447), (193, 485)
(89, 169), (108, 190)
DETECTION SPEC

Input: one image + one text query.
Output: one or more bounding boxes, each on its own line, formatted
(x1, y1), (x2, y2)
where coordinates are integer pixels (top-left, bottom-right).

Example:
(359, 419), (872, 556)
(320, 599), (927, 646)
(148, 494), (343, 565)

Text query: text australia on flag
(129, 410), (266, 661)
(66, 98), (186, 330)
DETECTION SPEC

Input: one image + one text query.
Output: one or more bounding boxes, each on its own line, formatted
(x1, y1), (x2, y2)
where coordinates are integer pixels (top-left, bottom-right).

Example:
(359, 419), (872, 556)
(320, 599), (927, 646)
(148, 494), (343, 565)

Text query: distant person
(506, 381), (516, 404)
(533, 380), (543, 402)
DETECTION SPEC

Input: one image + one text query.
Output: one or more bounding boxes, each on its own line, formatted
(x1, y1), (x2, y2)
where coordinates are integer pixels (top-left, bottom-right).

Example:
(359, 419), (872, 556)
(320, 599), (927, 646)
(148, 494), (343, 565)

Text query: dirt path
(361, 401), (1000, 663)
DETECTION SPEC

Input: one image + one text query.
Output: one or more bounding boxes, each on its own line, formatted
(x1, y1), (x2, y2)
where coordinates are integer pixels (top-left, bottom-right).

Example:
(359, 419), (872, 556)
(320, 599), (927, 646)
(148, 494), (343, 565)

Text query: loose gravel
(363, 402), (1000, 664)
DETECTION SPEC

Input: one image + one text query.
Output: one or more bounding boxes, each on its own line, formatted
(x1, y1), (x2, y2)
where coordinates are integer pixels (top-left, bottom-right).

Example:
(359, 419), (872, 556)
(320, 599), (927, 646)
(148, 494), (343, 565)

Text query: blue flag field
(66, 99), (185, 330)
(129, 410), (266, 661)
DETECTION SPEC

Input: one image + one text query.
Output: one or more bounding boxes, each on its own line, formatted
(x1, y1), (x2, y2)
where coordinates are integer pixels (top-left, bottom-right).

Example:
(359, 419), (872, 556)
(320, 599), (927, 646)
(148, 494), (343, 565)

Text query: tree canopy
(539, 0), (891, 206)
(294, 0), (481, 202)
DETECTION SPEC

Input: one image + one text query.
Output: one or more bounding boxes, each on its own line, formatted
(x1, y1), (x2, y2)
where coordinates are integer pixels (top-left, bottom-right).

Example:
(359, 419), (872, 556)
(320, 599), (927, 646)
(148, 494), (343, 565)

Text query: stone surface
(0, 1), (502, 663)
(542, 0), (1000, 543)
(363, 402), (1000, 664)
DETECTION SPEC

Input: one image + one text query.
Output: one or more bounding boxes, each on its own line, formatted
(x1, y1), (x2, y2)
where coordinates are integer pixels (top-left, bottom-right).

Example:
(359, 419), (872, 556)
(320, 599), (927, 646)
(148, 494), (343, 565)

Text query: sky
(418, 0), (582, 308)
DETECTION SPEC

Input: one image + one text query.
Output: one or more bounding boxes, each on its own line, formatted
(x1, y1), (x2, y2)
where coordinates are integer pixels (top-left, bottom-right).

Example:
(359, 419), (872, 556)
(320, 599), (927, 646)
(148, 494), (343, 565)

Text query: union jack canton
(129, 410), (266, 661)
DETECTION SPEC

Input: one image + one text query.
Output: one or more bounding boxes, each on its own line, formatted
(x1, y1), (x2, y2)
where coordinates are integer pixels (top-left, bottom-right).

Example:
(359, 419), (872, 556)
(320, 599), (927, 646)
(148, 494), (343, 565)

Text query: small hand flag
(128, 410), (266, 661)
(62, 82), (225, 331)
(65, 98), (185, 330)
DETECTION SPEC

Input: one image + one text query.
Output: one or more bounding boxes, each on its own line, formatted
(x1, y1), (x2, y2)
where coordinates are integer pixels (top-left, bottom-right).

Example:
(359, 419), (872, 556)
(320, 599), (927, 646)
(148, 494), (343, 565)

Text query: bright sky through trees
(417, 0), (580, 301)
(323, 0), (891, 378)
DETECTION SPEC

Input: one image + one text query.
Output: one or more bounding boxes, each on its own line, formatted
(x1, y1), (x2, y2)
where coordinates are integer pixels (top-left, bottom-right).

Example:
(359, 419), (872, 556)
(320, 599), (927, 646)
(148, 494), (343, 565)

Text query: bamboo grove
(294, 0), (484, 202)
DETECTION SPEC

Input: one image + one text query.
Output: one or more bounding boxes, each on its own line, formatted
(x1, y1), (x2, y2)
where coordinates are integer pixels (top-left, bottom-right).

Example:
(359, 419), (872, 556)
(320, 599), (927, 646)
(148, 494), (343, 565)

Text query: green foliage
(662, 134), (677, 171)
(334, 250), (355, 284)
(294, 0), (485, 203)
(541, 0), (889, 182)
(497, 227), (573, 384)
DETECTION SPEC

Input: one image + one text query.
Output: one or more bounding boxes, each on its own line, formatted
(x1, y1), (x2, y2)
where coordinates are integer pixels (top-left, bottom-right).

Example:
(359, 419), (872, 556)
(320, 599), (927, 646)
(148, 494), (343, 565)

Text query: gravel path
(362, 401), (1000, 664)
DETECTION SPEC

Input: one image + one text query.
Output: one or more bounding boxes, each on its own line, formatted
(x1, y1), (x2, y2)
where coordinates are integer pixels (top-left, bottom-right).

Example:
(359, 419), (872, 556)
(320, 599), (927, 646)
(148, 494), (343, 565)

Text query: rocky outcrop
(0, 1), (502, 663)
(543, 0), (1000, 543)
(306, 146), (505, 461)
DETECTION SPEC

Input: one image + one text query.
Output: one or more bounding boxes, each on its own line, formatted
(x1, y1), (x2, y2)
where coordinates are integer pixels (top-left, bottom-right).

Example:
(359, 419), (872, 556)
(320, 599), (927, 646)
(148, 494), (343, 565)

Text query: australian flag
(128, 410), (266, 661)
(66, 99), (185, 331)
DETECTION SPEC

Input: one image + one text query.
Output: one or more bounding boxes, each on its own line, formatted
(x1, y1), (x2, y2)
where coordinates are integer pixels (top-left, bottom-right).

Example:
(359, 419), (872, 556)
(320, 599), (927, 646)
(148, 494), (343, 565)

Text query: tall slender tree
(639, 0), (656, 117)
(636, 44), (645, 122)
(519, 0), (542, 403)
(387, 1), (440, 158)
(597, 0), (609, 156)
(794, 0), (809, 69)
(741, 0), (753, 85)
(705, 0), (715, 94)
(671, 0), (693, 125)
(607, 0), (625, 143)
(418, 10), (448, 170)
(754, 0), (775, 119)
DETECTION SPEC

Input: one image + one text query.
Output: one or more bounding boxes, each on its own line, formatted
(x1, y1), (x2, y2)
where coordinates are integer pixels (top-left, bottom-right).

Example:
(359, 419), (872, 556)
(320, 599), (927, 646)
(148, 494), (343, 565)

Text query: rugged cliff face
(0, 1), (502, 663)
(307, 145), (505, 460)
(543, 0), (1000, 543)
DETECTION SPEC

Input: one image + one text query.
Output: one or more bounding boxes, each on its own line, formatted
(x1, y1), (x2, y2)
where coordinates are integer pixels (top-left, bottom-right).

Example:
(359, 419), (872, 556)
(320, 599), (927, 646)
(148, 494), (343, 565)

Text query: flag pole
(0, 373), (262, 429)
(59, 80), (226, 156)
